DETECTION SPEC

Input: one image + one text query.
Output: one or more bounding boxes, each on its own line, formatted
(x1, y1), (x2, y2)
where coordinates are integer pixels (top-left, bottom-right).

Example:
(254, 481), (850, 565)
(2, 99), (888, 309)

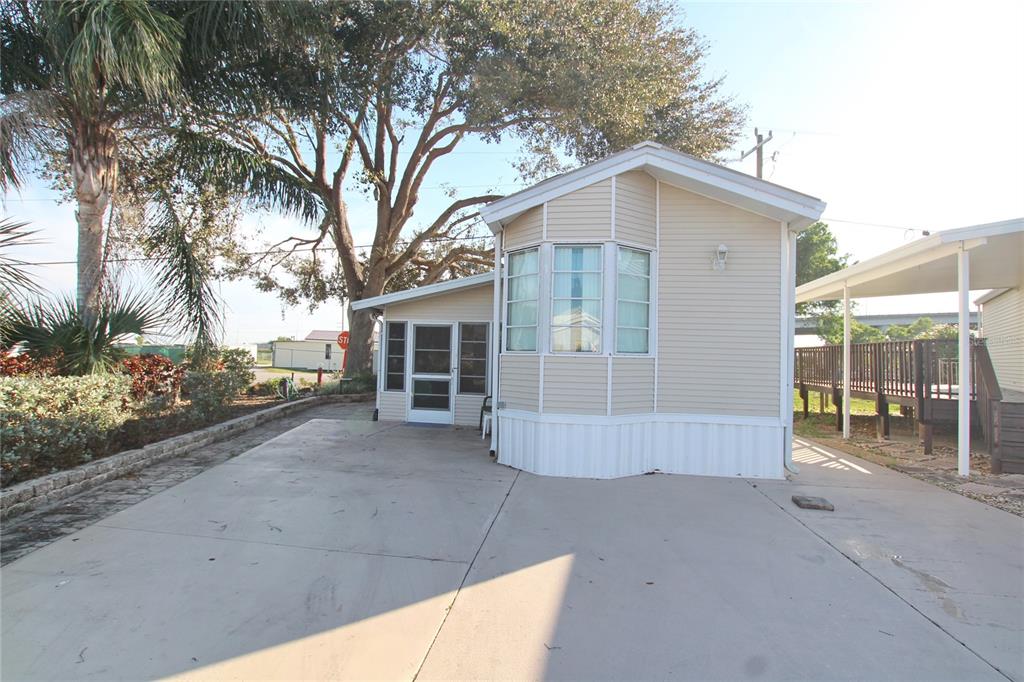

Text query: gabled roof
(479, 141), (826, 232)
(351, 272), (493, 311)
(304, 330), (343, 341)
(797, 218), (1024, 302)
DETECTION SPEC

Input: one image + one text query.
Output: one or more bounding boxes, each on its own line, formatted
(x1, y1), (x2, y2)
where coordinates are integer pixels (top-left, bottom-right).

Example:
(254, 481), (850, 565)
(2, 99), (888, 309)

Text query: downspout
(783, 224), (800, 474)
(489, 231), (502, 455)
(373, 314), (384, 421)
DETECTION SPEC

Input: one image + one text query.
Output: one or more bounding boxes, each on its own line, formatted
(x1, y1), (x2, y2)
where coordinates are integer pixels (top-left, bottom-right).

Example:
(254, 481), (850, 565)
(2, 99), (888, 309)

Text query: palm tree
(0, 0), (259, 346)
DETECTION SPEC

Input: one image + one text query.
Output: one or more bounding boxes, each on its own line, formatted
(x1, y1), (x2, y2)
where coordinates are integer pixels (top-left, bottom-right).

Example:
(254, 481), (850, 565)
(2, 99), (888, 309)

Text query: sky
(4, 1), (1023, 344)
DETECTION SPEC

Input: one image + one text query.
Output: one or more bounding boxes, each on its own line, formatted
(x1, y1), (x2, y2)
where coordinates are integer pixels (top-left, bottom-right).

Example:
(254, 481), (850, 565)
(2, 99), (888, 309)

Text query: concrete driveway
(2, 416), (1021, 681)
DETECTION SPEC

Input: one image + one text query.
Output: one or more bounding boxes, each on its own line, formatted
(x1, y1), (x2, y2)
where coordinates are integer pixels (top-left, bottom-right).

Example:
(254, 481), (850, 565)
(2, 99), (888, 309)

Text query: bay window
(506, 248), (538, 351)
(552, 245), (602, 353)
(616, 247), (651, 353)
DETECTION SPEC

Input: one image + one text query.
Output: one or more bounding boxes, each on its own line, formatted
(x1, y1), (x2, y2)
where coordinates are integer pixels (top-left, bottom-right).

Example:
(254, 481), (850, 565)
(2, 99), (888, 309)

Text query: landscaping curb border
(1, 393), (373, 522)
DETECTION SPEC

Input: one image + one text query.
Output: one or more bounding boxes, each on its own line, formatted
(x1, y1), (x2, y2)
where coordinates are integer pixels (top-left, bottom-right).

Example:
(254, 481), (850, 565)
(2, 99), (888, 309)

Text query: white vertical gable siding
(499, 354), (540, 412)
(546, 179), (612, 240)
(503, 205), (543, 250)
(611, 357), (655, 414)
(614, 171), (657, 247)
(385, 284), (493, 321)
(982, 280), (1024, 393)
(543, 356), (607, 415)
(656, 184), (781, 417)
(378, 391), (407, 421)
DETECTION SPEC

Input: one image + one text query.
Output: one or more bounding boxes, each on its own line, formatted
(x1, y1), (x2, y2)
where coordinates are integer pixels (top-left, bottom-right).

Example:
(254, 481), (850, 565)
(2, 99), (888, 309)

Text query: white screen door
(408, 324), (454, 424)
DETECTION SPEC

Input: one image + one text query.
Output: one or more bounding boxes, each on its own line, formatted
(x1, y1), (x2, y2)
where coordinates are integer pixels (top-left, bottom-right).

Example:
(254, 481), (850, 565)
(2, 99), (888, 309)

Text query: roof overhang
(351, 272), (493, 312)
(796, 218), (1024, 303)
(479, 141), (826, 233)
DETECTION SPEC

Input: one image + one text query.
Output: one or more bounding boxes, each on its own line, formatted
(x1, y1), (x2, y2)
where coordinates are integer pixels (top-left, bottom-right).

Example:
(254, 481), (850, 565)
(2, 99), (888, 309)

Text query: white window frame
(615, 245), (654, 356)
(457, 322), (490, 396)
(504, 247), (540, 353)
(550, 243), (604, 354)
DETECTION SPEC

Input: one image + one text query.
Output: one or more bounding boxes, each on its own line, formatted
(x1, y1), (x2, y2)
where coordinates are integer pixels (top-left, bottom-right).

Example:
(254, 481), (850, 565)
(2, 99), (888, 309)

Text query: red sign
(337, 331), (350, 349)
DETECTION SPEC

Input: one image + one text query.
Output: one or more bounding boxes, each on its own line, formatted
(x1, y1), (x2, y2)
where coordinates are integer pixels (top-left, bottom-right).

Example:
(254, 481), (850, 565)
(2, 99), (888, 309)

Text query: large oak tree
(174, 0), (744, 373)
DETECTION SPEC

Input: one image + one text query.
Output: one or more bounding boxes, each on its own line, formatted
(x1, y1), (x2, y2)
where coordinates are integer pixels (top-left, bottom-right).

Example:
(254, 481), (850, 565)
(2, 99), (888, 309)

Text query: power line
(823, 217), (931, 233)
(18, 233), (495, 266)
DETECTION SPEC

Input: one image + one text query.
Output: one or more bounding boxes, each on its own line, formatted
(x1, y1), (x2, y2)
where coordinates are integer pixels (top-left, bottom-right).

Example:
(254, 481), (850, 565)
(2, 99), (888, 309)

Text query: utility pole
(740, 127), (774, 178)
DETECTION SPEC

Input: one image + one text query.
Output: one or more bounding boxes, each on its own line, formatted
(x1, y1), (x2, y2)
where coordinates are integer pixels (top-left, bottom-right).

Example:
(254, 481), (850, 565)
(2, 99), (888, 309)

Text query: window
(616, 247), (651, 353)
(552, 245), (602, 352)
(458, 323), (488, 394)
(385, 322), (406, 391)
(506, 248), (538, 351)
(325, 343), (332, 360)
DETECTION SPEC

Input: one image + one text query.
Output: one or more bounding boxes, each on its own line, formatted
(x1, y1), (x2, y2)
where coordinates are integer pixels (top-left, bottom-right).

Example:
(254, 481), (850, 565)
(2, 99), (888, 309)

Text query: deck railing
(794, 339), (979, 402)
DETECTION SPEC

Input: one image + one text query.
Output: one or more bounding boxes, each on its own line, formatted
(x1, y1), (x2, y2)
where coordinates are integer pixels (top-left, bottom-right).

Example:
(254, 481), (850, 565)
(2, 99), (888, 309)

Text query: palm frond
(5, 288), (166, 374)
(144, 190), (223, 351)
(46, 0), (183, 104)
(170, 130), (323, 224)
(0, 92), (55, 190)
(0, 217), (43, 295)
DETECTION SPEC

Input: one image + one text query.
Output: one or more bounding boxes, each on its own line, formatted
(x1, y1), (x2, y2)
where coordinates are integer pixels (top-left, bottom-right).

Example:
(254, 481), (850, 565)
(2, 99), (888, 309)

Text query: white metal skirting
(497, 411), (784, 479)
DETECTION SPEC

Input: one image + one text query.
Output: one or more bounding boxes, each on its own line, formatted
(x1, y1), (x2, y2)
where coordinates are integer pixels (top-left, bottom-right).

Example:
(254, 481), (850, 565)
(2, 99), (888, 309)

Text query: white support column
(957, 244), (971, 477)
(843, 283), (851, 439)
(490, 232), (503, 454)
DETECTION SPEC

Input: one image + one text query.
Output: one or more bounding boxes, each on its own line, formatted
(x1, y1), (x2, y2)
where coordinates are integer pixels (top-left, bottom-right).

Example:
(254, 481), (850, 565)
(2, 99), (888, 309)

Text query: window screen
(385, 322), (406, 391)
(459, 323), (488, 394)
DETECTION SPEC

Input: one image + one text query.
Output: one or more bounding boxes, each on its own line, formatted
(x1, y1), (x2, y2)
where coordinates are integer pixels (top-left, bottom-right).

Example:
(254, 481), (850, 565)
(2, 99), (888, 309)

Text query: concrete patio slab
(2, 418), (1021, 681)
(417, 472), (1008, 681)
(755, 438), (1024, 681)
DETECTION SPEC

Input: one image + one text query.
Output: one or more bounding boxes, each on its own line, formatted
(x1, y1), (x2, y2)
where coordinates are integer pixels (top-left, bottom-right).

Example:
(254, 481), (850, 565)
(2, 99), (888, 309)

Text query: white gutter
(489, 232), (502, 455)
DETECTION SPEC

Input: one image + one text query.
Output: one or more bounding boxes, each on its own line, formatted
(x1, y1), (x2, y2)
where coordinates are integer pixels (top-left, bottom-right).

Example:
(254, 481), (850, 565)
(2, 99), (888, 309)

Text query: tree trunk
(345, 305), (377, 377)
(70, 121), (116, 327)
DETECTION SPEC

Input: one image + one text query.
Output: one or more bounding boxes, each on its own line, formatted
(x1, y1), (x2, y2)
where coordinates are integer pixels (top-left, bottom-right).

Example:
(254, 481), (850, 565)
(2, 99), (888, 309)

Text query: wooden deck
(794, 339), (1024, 473)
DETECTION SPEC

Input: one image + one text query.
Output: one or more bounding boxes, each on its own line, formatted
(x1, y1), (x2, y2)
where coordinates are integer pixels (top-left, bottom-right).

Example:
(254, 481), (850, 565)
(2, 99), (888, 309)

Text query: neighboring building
(977, 280), (1024, 395)
(272, 330), (344, 371)
(353, 141), (826, 479)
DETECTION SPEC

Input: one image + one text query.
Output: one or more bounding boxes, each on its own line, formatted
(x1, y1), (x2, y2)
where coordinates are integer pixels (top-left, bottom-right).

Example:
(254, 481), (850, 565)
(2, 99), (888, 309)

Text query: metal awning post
(843, 283), (851, 439)
(957, 244), (971, 477)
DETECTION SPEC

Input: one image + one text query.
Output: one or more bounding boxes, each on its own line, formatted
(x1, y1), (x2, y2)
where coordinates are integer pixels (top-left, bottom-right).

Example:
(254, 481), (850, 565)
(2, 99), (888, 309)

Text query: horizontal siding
(386, 283), (493, 321)
(503, 205), (543, 250)
(611, 357), (655, 415)
(983, 280), (1024, 393)
(455, 394), (486, 427)
(547, 179), (611, 241)
(656, 183), (781, 417)
(615, 171), (657, 247)
(378, 391), (407, 421)
(543, 356), (607, 415)
(500, 354), (540, 412)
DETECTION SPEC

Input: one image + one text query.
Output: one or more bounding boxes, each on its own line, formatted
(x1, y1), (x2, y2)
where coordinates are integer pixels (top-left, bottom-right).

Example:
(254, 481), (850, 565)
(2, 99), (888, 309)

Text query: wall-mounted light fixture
(712, 243), (729, 271)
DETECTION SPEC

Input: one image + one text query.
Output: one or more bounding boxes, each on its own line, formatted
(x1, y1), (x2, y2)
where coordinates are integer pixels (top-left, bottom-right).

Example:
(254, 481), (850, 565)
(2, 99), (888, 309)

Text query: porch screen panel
(459, 323), (488, 394)
(385, 322), (406, 391)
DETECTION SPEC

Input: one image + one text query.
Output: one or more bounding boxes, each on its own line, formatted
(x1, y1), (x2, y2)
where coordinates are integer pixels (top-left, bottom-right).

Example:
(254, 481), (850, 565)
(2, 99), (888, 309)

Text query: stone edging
(1, 393), (373, 522)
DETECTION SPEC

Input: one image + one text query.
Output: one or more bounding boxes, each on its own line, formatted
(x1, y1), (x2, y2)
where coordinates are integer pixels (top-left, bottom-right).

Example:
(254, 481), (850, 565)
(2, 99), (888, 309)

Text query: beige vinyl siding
(500, 354), (540, 412)
(611, 356), (655, 414)
(455, 394), (486, 427)
(614, 171), (657, 247)
(543, 356), (607, 415)
(982, 281), (1024, 393)
(385, 283), (493, 321)
(378, 391), (407, 421)
(656, 183), (781, 417)
(503, 206), (543, 250)
(547, 179), (612, 241)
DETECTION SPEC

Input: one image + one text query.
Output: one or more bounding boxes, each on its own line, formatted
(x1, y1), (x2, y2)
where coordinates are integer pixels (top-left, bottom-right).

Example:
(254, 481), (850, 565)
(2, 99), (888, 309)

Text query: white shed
(271, 330), (344, 371)
(353, 141), (826, 479)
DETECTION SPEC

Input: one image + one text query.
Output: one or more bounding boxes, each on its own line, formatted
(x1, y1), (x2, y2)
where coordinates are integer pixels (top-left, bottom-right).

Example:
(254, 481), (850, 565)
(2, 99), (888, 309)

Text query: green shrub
(218, 348), (255, 393)
(0, 375), (134, 485)
(342, 373), (376, 394)
(249, 378), (284, 397)
(182, 371), (238, 423)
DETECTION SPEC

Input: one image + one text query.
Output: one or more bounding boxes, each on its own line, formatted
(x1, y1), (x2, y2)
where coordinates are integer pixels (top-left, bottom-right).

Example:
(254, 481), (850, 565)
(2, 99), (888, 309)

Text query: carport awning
(796, 218), (1024, 302)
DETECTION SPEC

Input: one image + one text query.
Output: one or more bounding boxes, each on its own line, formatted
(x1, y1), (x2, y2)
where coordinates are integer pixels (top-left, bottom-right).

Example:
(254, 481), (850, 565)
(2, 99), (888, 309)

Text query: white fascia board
(796, 236), (988, 302)
(936, 217), (1024, 243)
(480, 142), (825, 233)
(351, 272), (493, 311)
(974, 288), (1010, 306)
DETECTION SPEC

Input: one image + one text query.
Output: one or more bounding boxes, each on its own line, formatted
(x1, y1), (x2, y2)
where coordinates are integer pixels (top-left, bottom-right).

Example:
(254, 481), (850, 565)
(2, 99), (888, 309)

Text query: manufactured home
(353, 142), (826, 479)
